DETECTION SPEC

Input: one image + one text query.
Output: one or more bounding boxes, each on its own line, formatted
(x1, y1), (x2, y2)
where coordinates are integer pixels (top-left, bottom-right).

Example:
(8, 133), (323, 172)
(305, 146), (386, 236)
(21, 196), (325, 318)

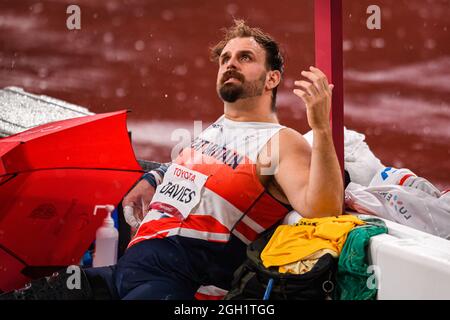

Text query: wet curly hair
(210, 19), (285, 111)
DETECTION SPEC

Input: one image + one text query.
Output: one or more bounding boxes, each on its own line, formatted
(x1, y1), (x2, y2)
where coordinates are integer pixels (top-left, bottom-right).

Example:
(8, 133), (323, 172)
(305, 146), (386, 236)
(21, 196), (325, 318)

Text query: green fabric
(335, 215), (388, 300)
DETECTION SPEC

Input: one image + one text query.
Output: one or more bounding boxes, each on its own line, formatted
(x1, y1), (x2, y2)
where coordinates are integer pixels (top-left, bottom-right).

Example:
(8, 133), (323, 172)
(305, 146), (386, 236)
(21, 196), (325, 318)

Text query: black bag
(224, 228), (337, 300)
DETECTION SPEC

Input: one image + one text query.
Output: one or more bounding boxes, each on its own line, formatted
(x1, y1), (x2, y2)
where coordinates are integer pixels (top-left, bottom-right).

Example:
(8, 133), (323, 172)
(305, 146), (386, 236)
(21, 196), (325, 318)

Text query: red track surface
(0, 0), (449, 189)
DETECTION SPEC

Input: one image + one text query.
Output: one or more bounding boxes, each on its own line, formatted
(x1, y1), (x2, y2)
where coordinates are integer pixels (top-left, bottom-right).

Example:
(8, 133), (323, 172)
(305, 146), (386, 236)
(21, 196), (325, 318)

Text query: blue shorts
(84, 235), (246, 300)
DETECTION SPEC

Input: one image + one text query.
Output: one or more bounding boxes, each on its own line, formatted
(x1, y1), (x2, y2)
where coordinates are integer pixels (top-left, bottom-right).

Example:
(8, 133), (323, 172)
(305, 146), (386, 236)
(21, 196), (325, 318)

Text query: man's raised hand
(293, 66), (334, 131)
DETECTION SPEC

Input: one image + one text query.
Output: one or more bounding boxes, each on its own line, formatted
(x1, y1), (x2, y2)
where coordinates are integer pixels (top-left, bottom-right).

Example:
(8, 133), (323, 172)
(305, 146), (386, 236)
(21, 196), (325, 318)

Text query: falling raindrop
(38, 67), (49, 78)
(39, 81), (48, 90)
(135, 40), (145, 51)
(424, 39), (436, 50)
(412, 143), (424, 151)
(374, 127), (382, 136)
(393, 159), (404, 168)
(396, 28), (406, 39)
(103, 32), (114, 44)
(139, 67), (149, 76)
(106, 1), (120, 12)
(176, 92), (187, 102)
(226, 3), (239, 15)
(173, 65), (188, 76)
(161, 10), (174, 21)
(371, 38), (385, 49)
(22, 78), (32, 87)
(115, 88), (126, 98)
(134, 8), (144, 18)
(357, 38), (369, 51)
(283, 78), (294, 89)
(31, 3), (44, 14)
(195, 57), (205, 68)
(418, 8), (429, 19)
(343, 40), (353, 51)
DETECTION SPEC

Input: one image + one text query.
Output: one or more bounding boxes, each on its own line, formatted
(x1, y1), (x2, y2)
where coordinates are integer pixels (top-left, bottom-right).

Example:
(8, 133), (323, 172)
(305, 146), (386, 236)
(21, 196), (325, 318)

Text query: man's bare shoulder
(259, 127), (311, 172)
(277, 127), (312, 155)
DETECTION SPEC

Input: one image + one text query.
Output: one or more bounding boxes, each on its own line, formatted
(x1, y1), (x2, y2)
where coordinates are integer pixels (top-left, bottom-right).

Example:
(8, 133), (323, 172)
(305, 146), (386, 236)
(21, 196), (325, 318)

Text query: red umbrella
(0, 110), (143, 291)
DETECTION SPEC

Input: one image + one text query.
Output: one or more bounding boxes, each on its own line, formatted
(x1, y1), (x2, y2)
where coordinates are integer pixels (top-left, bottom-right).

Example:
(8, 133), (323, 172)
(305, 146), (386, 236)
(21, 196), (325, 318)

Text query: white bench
(369, 217), (450, 300)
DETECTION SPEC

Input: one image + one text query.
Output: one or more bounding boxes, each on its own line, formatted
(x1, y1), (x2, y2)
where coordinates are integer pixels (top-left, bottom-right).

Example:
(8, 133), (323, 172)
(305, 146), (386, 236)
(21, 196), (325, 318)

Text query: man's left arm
(273, 66), (343, 217)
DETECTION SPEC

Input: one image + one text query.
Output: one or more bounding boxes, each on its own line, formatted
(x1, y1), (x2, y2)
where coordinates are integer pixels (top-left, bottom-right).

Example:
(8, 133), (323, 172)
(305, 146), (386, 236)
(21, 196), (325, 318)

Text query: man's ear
(266, 70), (281, 90)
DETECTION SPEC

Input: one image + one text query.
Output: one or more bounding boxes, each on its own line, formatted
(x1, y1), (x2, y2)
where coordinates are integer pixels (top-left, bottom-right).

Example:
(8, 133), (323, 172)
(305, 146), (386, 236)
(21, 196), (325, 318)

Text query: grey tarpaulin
(0, 86), (93, 137)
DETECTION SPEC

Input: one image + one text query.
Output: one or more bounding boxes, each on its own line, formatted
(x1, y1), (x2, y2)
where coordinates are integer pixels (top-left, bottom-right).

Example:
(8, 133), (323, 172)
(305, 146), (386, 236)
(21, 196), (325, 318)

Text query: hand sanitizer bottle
(92, 205), (118, 267)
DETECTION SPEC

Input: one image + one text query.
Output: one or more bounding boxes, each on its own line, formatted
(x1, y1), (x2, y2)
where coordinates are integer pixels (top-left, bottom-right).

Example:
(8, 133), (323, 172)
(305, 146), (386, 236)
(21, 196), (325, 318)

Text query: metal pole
(314, 0), (345, 180)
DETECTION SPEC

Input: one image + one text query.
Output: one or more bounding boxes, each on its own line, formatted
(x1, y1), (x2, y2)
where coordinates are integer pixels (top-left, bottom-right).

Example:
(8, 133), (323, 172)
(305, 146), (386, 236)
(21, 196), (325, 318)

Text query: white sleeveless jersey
(129, 115), (291, 248)
(129, 115), (292, 300)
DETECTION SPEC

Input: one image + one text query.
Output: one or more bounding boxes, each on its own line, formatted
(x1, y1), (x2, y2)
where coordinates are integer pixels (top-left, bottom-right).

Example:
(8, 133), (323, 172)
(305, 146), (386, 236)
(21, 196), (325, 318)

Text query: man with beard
(1, 20), (343, 300)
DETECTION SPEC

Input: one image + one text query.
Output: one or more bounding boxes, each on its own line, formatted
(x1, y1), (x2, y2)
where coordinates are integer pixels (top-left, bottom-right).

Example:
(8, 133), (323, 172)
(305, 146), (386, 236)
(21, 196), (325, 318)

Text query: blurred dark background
(0, 0), (449, 189)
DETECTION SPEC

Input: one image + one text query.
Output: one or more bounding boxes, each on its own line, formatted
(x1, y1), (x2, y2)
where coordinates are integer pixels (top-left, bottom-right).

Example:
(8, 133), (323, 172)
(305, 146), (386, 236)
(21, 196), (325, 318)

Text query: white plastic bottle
(92, 205), (118, 267)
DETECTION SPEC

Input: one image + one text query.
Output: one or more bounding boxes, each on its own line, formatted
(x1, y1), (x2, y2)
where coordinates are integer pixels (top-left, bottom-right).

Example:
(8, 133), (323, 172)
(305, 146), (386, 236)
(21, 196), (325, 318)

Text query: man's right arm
(122, 163), (169, 228)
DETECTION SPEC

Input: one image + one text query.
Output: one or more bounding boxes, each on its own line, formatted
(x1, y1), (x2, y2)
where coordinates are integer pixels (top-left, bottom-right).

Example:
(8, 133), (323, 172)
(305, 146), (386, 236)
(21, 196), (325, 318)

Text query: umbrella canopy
(0, 110), (143, 291)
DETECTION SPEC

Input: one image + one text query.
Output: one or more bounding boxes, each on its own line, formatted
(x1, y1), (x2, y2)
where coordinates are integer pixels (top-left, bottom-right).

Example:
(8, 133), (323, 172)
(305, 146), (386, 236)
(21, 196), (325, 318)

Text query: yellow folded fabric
(279, 248), (338, 274)
(261, 215), (365, 268)
(279, 259), (318, 275)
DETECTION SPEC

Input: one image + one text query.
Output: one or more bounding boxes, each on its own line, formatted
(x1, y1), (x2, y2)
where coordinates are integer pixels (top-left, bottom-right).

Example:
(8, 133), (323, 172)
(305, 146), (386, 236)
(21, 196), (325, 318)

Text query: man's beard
(218, 70), (266, 103)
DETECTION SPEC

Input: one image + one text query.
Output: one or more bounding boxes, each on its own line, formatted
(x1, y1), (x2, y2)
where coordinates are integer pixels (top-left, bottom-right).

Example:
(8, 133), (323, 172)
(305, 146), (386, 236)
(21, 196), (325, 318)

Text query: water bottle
(92, 205), (118, 267)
